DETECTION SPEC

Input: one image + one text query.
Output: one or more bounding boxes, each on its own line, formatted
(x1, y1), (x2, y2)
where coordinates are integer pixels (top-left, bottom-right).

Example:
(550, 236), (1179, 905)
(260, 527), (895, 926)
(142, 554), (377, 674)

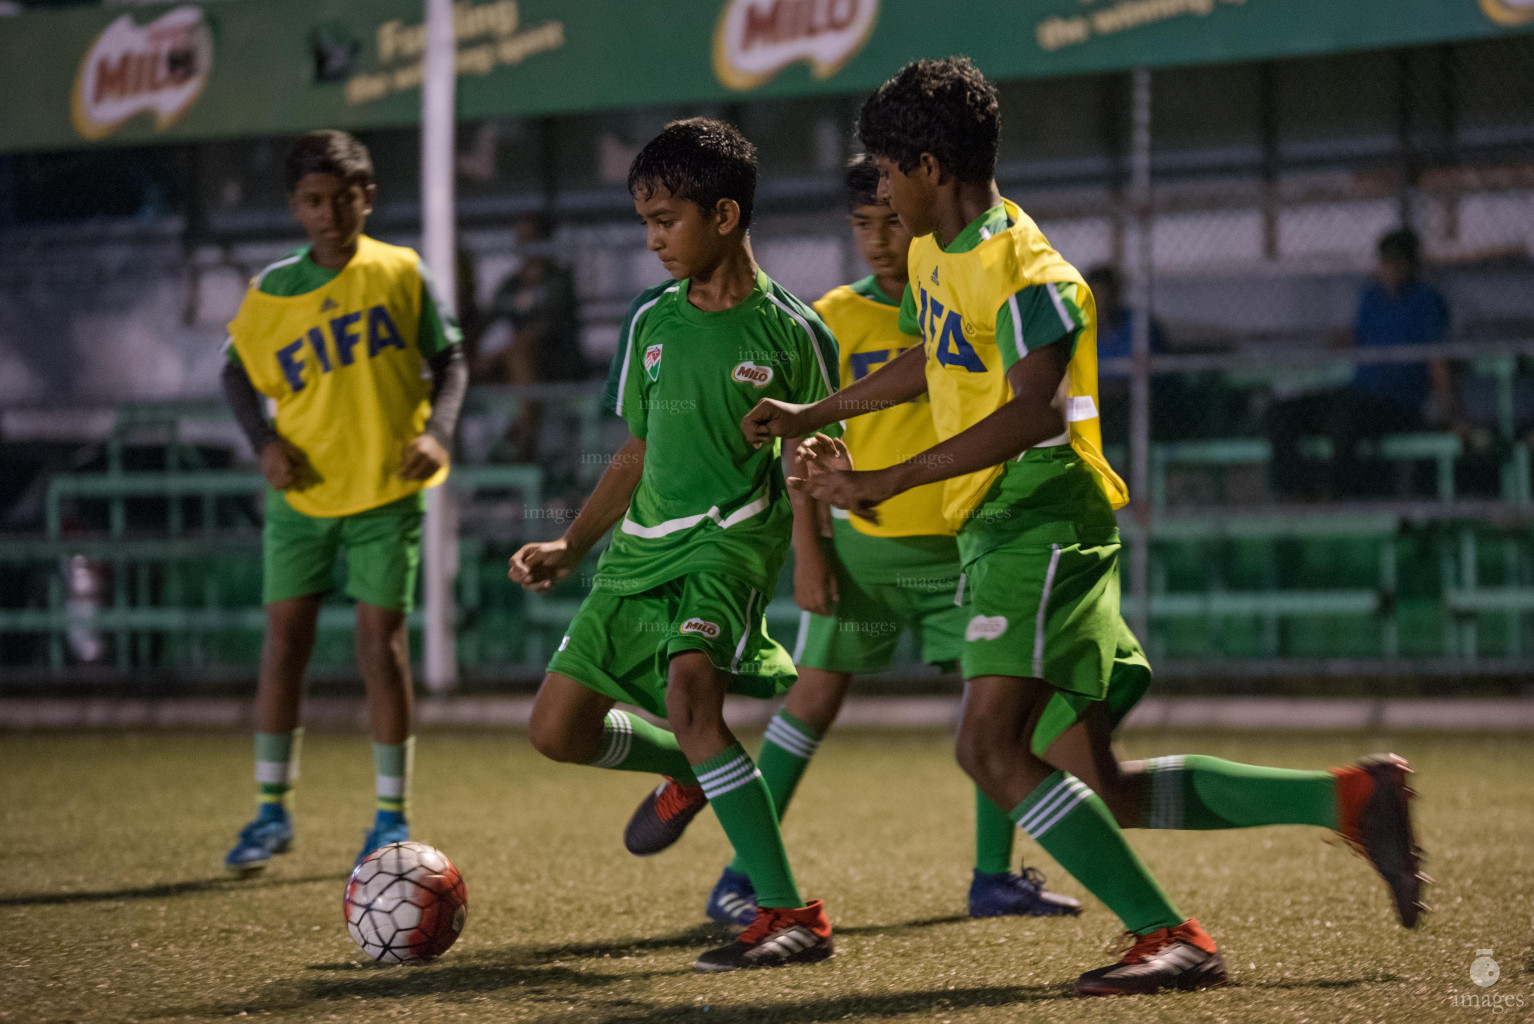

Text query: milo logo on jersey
(732, 361), (774, 387)
(274, 304), (407, 392)
(913, 284), (985, 372)
(679, 618), (721, 639)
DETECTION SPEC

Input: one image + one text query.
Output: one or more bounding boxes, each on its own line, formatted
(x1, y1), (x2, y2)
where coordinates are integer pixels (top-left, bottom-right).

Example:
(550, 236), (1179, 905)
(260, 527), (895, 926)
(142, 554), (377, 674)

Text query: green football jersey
(599, 267), (840, 596)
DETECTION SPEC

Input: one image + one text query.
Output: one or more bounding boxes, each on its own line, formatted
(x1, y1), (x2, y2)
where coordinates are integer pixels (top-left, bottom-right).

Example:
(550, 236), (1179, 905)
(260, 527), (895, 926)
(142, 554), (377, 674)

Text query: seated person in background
(1269, 228), (1457, 499)
(475, 212), (588, 462)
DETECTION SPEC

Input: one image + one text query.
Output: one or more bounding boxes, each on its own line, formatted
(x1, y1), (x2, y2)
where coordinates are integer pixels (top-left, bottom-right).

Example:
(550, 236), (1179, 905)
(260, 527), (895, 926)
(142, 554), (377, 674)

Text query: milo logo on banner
(1481, 0), (1534, 25)
(71, 6), (212, 140)
(713, 0), (877, 91)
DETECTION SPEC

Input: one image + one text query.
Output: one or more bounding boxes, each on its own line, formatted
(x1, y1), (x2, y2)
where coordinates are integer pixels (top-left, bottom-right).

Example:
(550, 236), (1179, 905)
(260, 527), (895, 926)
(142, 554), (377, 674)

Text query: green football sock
(586, 710), (698, 787)
(727, 709), (822, 874)
(1142, 755), (1337, 830)
(373, 737), (414, 818)
(254, 729), (302, 813)
(697, 743), (803, 909)
(1011, 771), (1183, 935)
(974, 786), (1016, 874)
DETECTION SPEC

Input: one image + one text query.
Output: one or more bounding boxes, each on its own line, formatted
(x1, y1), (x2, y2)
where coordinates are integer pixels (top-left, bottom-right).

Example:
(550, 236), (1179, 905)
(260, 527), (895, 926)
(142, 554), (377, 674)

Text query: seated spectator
(475, 212), (588, 461)
(1268, 228), (1457, 499)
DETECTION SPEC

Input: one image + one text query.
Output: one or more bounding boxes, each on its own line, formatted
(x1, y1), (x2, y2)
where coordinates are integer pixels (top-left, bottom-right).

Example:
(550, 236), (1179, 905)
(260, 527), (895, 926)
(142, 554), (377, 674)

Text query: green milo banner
(1, 0), (1530, 153)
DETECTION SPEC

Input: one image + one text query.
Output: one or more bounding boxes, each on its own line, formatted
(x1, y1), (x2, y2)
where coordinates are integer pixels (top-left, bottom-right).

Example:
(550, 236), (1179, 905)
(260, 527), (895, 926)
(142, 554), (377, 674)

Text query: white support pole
(421, 0), (458, 692)
(1128, 65), (1153, 645)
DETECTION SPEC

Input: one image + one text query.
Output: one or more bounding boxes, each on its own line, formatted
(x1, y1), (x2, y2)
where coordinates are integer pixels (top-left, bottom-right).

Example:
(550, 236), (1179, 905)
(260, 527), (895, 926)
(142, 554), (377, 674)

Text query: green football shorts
(958, 531), (1152, 756)
(547, 571), (797, 719)
(262, 489), (424, 611)
(793, 519), (965, 673)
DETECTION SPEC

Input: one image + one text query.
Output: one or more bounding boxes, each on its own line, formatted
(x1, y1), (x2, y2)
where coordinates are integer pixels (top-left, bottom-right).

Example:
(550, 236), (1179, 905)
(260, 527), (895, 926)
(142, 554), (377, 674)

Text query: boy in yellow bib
(746, 59), (1424, 997)
(220, 131), (467, 875)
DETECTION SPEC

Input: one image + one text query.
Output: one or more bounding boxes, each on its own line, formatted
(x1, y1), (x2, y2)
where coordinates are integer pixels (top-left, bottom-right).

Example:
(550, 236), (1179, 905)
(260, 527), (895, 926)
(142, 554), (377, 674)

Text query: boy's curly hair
(628, 118), (758, 229)
(857, 57), (999, 185)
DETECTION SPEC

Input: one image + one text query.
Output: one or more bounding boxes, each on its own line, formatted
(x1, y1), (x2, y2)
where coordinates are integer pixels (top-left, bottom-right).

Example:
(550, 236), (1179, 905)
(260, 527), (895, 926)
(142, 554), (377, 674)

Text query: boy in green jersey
(677, 155), (1079, 930)
(508, 119), (837, 972)
(745, 59), (1425, 997)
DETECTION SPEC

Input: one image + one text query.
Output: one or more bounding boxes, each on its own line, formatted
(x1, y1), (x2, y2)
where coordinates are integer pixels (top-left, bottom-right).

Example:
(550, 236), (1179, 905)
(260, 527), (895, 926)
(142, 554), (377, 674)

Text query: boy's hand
(790, 463), (896, 526)
(259, 437), (311, 491)
(508, 538), (580, 593)
(794, 539), (839, 616)
(400, 434), (449, 481)
(744, 399), (811, 448)
(797, 434), (853, 473)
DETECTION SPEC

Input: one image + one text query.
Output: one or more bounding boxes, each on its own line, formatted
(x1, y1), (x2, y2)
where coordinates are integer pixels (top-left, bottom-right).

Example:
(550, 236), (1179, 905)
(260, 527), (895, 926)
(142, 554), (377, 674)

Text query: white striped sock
(1017, 774), (1092, 838)
(1146, 756), (1185, 829)
(764, 714), (819, 760)
(698, 755), (761, 800)
(588, 710), (634, 770)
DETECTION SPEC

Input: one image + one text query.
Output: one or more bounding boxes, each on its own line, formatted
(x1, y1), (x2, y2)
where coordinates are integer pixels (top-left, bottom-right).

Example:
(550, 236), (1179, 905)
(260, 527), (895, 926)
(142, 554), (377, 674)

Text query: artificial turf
(3, 728), (1530, 1024)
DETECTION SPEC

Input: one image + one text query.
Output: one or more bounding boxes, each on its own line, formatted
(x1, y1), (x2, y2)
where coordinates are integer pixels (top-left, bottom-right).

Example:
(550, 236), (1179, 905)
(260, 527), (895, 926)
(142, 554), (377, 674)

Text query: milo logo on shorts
(965, 615), (1009, 641)
(732, 361), (773, 387)
(680, 618), (721, 638)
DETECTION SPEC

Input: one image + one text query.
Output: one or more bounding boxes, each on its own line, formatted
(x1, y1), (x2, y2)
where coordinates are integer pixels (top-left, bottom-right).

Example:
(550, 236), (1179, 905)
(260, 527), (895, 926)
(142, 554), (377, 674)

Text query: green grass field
(4, 728), (1531, 1024)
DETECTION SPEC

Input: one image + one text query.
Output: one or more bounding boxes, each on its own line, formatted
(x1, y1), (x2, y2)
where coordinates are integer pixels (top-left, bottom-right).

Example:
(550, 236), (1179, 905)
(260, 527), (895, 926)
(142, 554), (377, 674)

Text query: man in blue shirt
(1270, 229), (1456, 498)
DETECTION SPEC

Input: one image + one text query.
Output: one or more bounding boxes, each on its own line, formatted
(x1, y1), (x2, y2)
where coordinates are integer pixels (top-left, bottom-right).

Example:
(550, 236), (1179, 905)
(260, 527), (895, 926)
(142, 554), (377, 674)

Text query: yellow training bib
(908, 199), (1127, 530)
(227, 236), (447, 517)
(813, 280), (951, 538)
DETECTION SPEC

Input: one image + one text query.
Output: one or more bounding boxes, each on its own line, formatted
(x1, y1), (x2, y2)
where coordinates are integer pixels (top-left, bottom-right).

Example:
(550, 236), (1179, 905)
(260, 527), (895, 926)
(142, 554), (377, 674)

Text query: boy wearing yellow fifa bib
(746, 59), (1424, 997)
(220, 131), (467, 875)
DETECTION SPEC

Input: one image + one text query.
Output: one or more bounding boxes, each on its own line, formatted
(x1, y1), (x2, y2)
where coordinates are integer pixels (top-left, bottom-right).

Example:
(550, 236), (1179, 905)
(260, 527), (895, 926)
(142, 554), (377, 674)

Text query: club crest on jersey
(680, 618), (721, 639)
(732, 361), (773, 387)
(644, 344), (663, 381)
(965, 615), (1009, 641)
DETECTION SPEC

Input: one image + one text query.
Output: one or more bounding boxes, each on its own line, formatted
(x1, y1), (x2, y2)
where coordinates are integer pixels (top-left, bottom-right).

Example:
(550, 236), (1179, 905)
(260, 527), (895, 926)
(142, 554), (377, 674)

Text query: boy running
(220, 130), (467, 874)
(746, 59), (1425, 996)
(508, 118), (836, 972)
(687, 154), (1079, 929)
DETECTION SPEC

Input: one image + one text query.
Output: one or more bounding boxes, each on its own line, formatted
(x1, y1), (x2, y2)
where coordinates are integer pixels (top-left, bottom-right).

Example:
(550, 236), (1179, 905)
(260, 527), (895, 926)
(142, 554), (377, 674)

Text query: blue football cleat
(225, 807), (294, 876)
(705, 866), (758, 931)
(355, 812), (409, 868)
(968, 865), (1082, 917)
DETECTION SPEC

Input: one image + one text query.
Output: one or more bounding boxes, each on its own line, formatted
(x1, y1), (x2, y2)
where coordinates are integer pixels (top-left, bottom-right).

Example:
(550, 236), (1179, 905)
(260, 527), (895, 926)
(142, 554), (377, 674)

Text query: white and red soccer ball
(343, 841), (467, 964)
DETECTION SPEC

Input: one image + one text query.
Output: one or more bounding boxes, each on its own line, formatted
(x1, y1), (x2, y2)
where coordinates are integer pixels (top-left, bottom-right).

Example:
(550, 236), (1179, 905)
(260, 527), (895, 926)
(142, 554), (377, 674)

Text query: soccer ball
(343, 841), (467, 964)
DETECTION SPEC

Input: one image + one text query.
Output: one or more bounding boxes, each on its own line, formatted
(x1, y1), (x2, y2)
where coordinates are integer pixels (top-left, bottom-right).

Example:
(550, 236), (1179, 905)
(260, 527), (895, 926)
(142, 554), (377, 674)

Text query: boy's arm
(745, 343), (926, 447)
(508, 433), (645, 592)
(797, 346), (1068, 519)
(221, 344), (311, 490)
(399, 344), (468, 480)
(786, 444), (837, 616)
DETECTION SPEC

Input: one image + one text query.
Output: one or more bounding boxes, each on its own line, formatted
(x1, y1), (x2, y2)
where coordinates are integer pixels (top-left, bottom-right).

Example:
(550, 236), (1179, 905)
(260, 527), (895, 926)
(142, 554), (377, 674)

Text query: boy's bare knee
(527, 715), (591, 764)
